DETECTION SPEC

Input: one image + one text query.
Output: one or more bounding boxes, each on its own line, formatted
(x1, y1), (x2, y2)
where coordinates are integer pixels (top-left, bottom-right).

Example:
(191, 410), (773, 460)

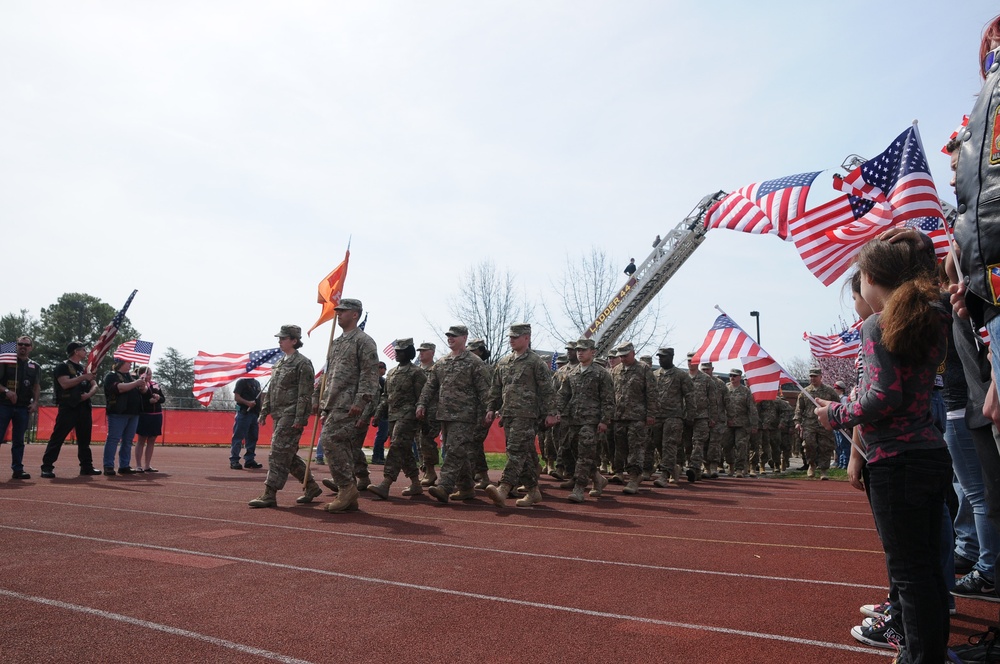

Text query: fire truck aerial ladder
(583, 191), (727, 356)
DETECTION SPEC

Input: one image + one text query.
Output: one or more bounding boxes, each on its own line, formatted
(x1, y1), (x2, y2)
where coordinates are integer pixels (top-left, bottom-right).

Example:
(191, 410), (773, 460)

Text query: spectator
(41, 341), (99, 477)
(103, 359), (148, 475)
(133, 365), (164, 472)
(231, 374), (263, 470)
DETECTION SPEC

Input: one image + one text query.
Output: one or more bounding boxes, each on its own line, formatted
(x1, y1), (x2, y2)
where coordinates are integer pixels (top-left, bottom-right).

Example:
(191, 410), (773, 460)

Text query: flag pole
(714, 305), (866, 458)
(303, 320), (337, 490)
(911, 119), (965, 283)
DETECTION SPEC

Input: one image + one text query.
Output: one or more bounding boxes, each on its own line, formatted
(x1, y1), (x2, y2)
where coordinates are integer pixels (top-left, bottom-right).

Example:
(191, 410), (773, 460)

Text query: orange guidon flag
(308, 249), (350, 335)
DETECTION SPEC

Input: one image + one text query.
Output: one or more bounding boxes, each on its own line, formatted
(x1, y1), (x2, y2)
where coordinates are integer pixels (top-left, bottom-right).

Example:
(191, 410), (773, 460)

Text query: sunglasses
(16, 342), (31, 347)
(985, 48), (1000, 75)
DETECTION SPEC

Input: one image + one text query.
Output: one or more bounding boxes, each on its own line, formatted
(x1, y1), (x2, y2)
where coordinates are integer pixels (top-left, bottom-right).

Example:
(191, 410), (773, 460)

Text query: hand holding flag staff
(692, 306), (865, 458)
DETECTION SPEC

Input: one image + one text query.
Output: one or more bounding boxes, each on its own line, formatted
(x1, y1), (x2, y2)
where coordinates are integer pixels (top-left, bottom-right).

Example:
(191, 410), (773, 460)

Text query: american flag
(383, 341), (397, 361)
(550, 351), (558, 371)
(788, 126), (946, 285)
(704, 171), (821, 240)
(942, 115), (969, 154)
(691, 313), (789, 402)
(113, 339), (154, 364)
(803, 320), (863, 359)
(905, 216), (949, 259)
(192, 347), (281, 407)
(0, 341), (16, 365)
(86, 290), (137, 374)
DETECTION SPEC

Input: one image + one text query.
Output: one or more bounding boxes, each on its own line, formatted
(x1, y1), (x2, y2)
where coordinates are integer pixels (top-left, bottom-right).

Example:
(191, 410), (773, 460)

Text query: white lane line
(0, 588), (315, 664)
(0, 526), (885, 657)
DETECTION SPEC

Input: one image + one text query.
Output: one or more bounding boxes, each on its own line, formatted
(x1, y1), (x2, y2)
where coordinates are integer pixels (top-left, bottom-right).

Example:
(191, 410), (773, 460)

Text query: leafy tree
(10, 294), (140, 392)
(0, 309), (40, 348)
(154, 346), (195, 406)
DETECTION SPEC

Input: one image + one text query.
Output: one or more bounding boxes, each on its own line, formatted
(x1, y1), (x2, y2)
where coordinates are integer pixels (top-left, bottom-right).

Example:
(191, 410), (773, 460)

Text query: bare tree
(446, 260), (533, 363)
(782, 355), (813, 385)
(540, 246), (667, 354)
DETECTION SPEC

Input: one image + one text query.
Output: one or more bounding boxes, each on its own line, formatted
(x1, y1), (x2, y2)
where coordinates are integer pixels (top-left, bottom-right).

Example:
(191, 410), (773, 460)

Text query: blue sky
(1, 1), (993, 376)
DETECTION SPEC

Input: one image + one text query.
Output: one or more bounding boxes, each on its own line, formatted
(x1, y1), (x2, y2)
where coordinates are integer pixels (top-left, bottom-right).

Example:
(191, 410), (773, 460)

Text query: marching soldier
(683, 352), (713, 481)
(650, 347), (695, 486)
(416, 342), (442, 486)
(610, 341), (656, 495)
(775, 394), (795, 472)
(722, 368), (757, 478)
(795, 367), (839, 479)
(467, 338), (494, 489)
(700, 361), (726, 478)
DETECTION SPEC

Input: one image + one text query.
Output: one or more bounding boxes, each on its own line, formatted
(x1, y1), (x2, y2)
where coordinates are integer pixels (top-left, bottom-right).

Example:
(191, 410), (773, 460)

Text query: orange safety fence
(30, 406), (511, 453)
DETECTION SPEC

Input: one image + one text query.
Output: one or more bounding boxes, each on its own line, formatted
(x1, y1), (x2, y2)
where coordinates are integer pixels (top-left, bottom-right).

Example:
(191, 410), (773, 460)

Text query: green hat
(417, 342), (436, 352)
(729, 368), (743, 376)
(615, 341), (635, 355)
(809, 367), (822, 376)
(275, 324), (302, 338)
(333, 298), (363, 312)
(565, 340), (578, 350)
(656, 347), (675, 356)
(467, 338), (487, 352)
(393, 338), (414, 351)
(575, 338), (596, 350)
(508, 323), (531, 337)
(446, 325), (469, 337)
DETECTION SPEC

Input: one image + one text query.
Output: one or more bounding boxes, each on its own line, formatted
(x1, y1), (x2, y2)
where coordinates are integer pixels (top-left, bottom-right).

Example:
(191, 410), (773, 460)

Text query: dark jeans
(371, 418), (389, 462)
(0, 403), (30, 472)
(42, 405), (94, 471)
(230, 410), (259, 464)
(868, 448), (952, 663)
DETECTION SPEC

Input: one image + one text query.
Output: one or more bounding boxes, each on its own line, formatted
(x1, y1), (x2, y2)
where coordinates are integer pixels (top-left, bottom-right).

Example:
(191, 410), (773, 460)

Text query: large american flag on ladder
(704, 171), (821, 240)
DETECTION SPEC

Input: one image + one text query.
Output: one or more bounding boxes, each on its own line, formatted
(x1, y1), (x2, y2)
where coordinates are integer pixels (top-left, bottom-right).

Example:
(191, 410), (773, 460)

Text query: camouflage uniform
(775, 397), (795, 470)
(377, 362), (426, 483)
(723, 378), (758, 475)
(795, 382), (839, 473)
(418, 360), (443, 470)
(687, 368), (714, 472)
(703, 369), (727, 469)
(649, 365), (694, 477)
(318, 327), (380, 488)
(488, 350), (557, 490)
(418, 350), (491, 494)
(756, 398), (780, 472)
(469, 359), (493, 477)
(611, 360), (656, 477)
(553, 359), (578, 474)
(259, 350), (315, 490)
(558, 362), (614, 489)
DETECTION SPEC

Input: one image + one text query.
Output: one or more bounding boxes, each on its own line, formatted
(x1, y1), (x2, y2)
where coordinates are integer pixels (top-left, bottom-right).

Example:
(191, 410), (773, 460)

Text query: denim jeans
(104, 413), (139, 469)
(945, 415), (999, 578)
(230, 411), (259, 464)
(868, 448), (952, 663)
(0, 403), (29, 472)
(371, 418), (389, 462)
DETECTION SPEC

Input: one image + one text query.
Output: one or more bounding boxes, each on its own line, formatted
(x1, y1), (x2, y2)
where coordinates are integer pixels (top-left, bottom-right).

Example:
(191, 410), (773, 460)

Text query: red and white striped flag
(691, 312), (790, 402)
(192, 348), (281, 407)
(704, 171), (821, 240)
(87, 290), (137, 374)
(804, 320), (863, 359)
(113, 340), (154, 364)
(382, 341), (396, 361)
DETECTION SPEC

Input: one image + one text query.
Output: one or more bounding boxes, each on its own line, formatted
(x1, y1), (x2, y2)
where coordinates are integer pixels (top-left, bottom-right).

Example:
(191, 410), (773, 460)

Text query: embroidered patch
(992, 107), (1000, 165)
(989, 264), (1000, 305)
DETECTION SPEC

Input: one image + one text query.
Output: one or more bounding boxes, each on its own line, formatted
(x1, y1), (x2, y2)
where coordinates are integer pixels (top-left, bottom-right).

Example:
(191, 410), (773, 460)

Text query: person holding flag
(248, 325), (319, 508)
(40, 341), (101, 478)
(0, 336), (41, 479)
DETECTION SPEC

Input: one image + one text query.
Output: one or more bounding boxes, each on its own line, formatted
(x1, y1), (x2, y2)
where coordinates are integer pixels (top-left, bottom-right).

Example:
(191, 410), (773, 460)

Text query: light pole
(750, 310), (760, 345)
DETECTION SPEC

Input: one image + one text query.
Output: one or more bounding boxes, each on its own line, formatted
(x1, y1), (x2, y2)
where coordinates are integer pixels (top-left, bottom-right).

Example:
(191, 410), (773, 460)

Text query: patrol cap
(809, 367), (823, 376)
(508, 323), (531, 337)
(445, 325), (469, 337)
(700, 361), (714, 369)
(615, 341), (635, 355)
(575, 338), (596, 350)
(595, 357), (608, 367)
(467, 338), (487, 352)
(639, 355), (652, 364)
(656, 347), (675, 356)
(333, 298), (363, 312)
(275, 324), (302, 339)
(607, 347), (620, 358)
(417, 342), (436, 352)
(66, 341), (86, 355)
(393, 338), (414, 351)
(729, 368), (743, 376)
(556, 354), (568, 365)
(565, 340), (578, 350)
(834, 380), (847, 390)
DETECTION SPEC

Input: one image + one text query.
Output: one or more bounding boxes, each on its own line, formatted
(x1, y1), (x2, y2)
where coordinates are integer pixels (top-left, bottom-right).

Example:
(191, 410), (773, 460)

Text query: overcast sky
(2, 2), (993, 378)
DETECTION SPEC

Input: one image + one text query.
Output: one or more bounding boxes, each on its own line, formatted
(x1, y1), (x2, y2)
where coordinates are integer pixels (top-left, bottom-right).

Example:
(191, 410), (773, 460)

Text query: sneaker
(860, 599), (891, 619)
(955, 554), (977, 576)
(850, 616), (904, 650)
(243, 461), (263, 469)
(952, 570), (1000, 603)
(952, 626), (1000, 663)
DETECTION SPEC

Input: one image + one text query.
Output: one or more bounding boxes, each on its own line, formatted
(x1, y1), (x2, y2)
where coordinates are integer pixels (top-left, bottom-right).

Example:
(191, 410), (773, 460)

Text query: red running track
(0, 444), (997, 663)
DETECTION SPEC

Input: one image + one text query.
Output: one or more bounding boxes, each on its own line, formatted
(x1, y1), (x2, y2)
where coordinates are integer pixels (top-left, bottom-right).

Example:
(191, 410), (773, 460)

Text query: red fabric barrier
(33, 406), (511, 453)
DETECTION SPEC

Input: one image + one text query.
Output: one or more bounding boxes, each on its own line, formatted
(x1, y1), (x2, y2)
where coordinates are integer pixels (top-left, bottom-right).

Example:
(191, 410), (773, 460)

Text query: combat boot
(515, 486), (543, 507)
(558, 477), (576, 490)
(734, 471), (744, 478)
(324, 482), (360, 513)
(641, 471), (652, 481)
(427, 485), (450, 503)
(401, 474), (423, 496)
(685, 466), (697, 483)
(420, 466), (437, 487)
(807, 464), (815, 478)
(367, 478), (392, 500)
(474, 473), (491, 490)
(819, 471), (828, 481)
(356, 475), (371, 491)
(748, 468), (757, 478)
(609, 473), (626, 485)
(449, 487), (476, 501)
(590, 471), (609, 497)
(322, 478), (339, 494)
(759, 464), (767, 475)
(248, 486), (278, 508)
(623, 473), (641, 495)
(653, 474), (671, 488)
(296, 479), (323, 504)
(568, 485), (586, 503)
(485, 482), (512, 508)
